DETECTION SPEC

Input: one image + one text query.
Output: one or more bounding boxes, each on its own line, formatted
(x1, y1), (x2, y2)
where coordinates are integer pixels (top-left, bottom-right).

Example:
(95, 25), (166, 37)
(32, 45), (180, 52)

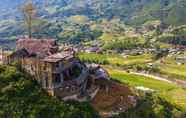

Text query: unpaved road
(131, 72), (186, 88)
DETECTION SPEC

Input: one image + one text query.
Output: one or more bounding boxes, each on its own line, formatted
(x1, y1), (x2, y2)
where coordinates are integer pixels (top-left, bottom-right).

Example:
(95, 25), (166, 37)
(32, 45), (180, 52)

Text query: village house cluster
(3, 38), (110, 101)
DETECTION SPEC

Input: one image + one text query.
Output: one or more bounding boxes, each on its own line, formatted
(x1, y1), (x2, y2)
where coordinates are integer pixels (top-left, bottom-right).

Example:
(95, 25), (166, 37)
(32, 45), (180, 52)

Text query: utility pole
(22, 0), (35, 38)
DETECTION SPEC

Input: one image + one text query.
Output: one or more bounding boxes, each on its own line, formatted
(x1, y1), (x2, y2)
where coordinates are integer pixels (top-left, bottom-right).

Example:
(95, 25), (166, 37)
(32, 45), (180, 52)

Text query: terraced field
(79, 52), (186, 80)
(108, 68), (177, 91)
(106, 67), (186, 109)
(78, 52), (153, 66)
(79, 52), (186, 109)
(154, 57), (186, 80)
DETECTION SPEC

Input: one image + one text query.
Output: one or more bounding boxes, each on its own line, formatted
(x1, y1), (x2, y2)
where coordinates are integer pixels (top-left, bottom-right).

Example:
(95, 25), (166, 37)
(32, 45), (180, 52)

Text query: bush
(112, 93), (186, 118)
(154, 49), (169, 60)
(102, 37), (139, 50)
(79, 53), (109, 65)
(0, 65), (99, 118)
(135, 65), (144, 71)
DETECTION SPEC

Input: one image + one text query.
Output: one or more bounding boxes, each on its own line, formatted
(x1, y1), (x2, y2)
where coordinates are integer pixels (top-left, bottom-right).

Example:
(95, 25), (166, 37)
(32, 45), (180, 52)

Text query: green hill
(1, 0), (186, 44)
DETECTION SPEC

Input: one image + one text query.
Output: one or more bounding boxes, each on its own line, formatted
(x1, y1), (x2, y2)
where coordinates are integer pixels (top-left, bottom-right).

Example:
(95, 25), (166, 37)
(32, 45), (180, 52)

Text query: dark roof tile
(16, 38), (58, 58)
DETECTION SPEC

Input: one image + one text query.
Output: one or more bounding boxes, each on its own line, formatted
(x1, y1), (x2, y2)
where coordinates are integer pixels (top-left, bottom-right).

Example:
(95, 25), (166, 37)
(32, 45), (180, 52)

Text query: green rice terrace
(78, 52), (153, 66)
(78, 52), (186, 110)
(78, 52), (186, 80)
(107, 67), (186, 109)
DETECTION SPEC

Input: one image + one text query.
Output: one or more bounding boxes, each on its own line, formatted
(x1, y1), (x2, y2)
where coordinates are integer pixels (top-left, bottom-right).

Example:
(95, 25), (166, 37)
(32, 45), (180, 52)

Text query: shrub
(112, 93), (186, 118)
(0, 65), (99, 118)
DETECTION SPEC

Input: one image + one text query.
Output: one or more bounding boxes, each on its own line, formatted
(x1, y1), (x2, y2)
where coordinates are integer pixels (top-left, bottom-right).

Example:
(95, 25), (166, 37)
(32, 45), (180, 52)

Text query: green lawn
(106, 67), (186, 109)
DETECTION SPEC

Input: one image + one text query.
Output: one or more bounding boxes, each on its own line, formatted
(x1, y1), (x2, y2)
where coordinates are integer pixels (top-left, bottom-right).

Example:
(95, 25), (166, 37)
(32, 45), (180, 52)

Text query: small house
(4, 39), (84, 96)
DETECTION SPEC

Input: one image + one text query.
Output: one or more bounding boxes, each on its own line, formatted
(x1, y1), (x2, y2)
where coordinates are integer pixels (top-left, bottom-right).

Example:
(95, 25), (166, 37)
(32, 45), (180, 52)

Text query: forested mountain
(1, 1), (186, 117)
(0, 0), (186, 44)
(1, 0), (186, 25)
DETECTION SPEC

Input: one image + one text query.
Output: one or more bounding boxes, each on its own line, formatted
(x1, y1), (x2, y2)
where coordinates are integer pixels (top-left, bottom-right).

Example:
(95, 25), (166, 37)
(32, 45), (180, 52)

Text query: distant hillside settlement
(3, 38), (111, 101)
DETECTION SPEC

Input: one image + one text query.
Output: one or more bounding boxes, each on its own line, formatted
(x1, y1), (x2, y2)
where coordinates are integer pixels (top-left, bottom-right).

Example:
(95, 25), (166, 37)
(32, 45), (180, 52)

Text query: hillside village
(1, 31), (186, 117)
(1, 0), (186, 118)
(1, 16), (186, 118)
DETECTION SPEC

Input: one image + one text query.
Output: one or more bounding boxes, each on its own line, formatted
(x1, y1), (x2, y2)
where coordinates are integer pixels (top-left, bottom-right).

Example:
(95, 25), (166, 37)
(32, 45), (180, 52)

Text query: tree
(0, 65), (99, 118)
(113, 93), (186, 118)
(22, 0), (35, 38)
(154, 49), (169, 60)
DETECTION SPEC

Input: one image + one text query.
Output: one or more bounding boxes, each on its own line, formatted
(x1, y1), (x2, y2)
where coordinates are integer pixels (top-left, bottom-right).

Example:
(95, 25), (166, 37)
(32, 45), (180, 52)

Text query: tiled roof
(43, 51), (75, 62)
(10, 48), (29, 57)
(16, 38), (58, 58)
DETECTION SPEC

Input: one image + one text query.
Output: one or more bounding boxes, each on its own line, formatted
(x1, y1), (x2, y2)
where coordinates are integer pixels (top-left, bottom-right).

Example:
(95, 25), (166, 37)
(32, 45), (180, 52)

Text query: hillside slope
(0, 0), (186, 44)
(0, 0), (186, 24)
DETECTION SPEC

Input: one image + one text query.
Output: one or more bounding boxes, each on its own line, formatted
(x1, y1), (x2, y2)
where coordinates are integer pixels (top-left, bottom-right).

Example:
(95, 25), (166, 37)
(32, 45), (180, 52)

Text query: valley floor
(78, 52), (186, 110)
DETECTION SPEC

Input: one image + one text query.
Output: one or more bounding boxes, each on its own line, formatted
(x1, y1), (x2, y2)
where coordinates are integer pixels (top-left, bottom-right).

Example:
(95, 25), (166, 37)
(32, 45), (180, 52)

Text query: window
(44, 63), (47, 70)
(55, 62), (59, 68)
(45, 75), (49, 88)
(63, 71), (69, 81)
(54, 74), (61, 84)
(71, 65), (82, 78)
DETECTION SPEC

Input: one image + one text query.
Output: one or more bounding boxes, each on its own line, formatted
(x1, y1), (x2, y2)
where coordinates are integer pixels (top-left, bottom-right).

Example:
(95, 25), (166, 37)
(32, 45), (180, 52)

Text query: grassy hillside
(38, 0), (186, 26)
(107, 67), (186, 110)
(1, 0), (186, 44)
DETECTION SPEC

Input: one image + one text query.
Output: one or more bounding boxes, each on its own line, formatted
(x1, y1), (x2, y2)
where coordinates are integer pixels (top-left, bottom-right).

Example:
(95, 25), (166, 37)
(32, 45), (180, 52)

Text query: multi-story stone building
(4, 38), (110, 101)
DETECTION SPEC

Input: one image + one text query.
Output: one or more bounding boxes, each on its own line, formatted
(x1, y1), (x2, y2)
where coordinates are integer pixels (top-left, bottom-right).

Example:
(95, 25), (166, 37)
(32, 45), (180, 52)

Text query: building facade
(5, 39), (89, 96)
(5, 38), (110, 101)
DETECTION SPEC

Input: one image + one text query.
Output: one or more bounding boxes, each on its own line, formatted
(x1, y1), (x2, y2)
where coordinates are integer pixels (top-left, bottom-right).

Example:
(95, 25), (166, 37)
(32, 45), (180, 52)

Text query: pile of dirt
(91, 81), (136, 117)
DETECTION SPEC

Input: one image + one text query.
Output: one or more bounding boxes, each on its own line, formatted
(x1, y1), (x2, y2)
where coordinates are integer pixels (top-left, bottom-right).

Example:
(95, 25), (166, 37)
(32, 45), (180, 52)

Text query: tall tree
(22, 0), (35, 38)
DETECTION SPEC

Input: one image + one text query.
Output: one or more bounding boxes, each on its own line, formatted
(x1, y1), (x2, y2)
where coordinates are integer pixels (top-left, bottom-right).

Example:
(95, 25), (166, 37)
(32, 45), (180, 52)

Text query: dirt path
(131, 72), (186, 88)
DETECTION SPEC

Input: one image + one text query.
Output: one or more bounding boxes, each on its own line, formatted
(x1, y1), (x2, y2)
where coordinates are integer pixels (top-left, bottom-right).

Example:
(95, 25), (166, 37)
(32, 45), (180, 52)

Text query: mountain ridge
(0, 0), (185, 25)
(0, 0), (186, 43)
